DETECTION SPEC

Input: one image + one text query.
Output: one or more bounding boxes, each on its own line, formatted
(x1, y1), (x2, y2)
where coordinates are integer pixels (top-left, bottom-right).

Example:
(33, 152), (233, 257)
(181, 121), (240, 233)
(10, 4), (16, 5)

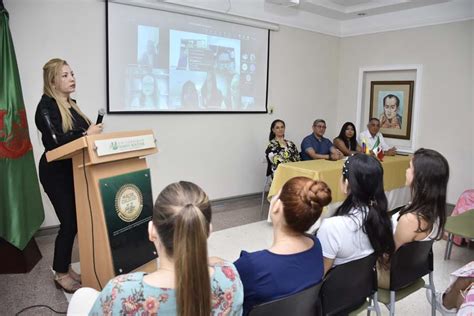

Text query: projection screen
(107, 1), (270, 113)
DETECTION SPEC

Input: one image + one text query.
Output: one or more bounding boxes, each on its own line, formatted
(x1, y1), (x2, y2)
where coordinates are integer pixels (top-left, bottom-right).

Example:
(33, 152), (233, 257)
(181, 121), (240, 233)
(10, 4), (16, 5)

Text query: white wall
(5, 0), (340, 227)
(6, 0), (471, 227)
(336, 21), (474, 203)
(471, 23), (474, 190)
(268, 26), (340, 145)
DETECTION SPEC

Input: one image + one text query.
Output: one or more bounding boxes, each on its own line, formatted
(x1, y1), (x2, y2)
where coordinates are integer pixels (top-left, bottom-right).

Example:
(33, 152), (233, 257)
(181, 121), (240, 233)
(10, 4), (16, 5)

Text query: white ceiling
(150, 0), (473, 36)
(295, 0), (450, 21)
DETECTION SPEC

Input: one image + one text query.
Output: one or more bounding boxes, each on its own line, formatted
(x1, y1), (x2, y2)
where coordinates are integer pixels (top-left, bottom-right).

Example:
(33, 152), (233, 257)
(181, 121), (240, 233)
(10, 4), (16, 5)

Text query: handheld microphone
(96, 108), (105, 125)
(41, 108), (58, 144)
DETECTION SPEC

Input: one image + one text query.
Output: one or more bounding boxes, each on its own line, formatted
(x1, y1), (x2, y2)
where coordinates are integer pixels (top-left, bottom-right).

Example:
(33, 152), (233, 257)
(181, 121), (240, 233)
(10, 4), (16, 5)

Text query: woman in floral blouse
(89, 181), (243, 316)
(265, 119), (300, 176)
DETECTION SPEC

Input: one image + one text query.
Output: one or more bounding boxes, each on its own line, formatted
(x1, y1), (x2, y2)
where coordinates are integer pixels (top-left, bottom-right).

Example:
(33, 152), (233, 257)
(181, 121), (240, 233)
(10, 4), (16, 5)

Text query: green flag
(0, 2), (45, 250)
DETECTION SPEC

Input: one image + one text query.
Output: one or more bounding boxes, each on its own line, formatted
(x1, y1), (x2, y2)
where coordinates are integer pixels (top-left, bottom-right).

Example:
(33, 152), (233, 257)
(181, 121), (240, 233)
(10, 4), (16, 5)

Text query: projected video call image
(137, 25), (160, 68)
(124, 26), (169, 110)
(109, 3), (268, 113)
(125, 66), (169, 110)
(167, 30), (245, 110)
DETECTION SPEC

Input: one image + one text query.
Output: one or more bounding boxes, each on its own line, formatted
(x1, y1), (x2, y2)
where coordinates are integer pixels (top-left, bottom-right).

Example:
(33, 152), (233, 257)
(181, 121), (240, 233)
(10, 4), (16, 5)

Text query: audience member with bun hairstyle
(89, 181), (243, 315)
(234, 177), (332, 315)
(317, 154), (395, 274)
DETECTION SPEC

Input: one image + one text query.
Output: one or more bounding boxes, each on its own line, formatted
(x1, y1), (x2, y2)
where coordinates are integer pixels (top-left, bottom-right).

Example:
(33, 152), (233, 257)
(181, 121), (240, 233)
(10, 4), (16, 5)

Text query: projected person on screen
(177, 41), (192, 71)
(139, 40), (159, 68)
(181, 80), (199, 110)
(214, 48), (236, 108)
(131, 75), (157, 109)
(230, 74), (241, 110)
(201, 71), (226, 109)
(216, 50), (235, 75)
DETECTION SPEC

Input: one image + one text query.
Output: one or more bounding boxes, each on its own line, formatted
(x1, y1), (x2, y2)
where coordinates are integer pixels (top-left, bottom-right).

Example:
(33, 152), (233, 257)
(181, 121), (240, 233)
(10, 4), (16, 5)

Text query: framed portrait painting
(369, 81), (414, 140)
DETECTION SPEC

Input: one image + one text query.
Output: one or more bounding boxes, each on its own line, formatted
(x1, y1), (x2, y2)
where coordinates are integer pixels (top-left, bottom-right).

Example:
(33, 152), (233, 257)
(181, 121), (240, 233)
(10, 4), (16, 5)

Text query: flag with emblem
(371, 136), (384, 161)
(0, 2), (45, 250)
(373, 145), (384, 162)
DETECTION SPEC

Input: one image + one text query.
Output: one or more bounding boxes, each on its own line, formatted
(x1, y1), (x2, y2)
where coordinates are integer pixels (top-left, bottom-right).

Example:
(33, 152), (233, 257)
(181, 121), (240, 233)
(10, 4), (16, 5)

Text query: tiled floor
(1, 234), (70, 315)
(1, 195), (473, 315)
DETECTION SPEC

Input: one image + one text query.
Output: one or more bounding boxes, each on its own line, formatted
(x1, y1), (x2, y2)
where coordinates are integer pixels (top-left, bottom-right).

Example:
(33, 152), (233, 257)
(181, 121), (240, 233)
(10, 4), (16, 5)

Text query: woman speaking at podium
(34, 58), (103, 293)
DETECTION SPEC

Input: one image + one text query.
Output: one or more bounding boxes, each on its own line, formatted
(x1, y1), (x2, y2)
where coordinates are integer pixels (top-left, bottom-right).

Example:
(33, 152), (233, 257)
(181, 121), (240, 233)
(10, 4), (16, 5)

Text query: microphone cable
(15, 304), (66, 315)
(82, 147), (103, 290)
(16, 127), (103, 316)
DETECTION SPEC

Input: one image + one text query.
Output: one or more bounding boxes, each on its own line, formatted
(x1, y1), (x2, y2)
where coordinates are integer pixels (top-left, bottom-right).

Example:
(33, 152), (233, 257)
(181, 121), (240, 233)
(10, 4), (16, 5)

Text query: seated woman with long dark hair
(265, 119), (300, 176)
(378, 148), (450, 289)
(235, 177), (332, 315)
(317, 154), (395, 273)
(333, 122), (362, 156)
(89, 181), (243, 315)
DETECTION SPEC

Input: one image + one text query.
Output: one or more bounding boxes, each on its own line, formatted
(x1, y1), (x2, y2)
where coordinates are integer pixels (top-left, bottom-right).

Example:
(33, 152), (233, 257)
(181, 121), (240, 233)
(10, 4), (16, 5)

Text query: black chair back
(320, 253), (378, 316)
(388, 204), (408, 217)
(248, 282), (322, 316)
(389, 240), (434, 291)
(265, 155), (272, 177)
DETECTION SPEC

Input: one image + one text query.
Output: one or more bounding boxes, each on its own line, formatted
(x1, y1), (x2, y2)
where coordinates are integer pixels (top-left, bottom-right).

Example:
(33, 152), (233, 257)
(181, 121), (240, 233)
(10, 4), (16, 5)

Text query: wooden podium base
(0, 237), (42, 274)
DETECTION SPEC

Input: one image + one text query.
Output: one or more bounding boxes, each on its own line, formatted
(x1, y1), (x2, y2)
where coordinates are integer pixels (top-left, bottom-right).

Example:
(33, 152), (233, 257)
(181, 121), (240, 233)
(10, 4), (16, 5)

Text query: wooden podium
(46, 130), (158, 290)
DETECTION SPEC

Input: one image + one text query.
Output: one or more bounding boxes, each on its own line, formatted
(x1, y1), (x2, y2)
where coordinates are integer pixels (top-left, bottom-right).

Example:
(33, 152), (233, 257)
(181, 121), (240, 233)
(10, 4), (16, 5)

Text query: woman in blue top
(90, 181), (243, 315)
(234, 177), (332, 315)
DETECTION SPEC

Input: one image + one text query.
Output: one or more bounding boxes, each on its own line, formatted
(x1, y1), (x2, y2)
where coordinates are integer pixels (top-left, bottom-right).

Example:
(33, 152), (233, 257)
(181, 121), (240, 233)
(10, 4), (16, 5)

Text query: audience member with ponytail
(234, 177), (332, 315)
(89, 181), (243, 315)
(317, 154), (395, 274)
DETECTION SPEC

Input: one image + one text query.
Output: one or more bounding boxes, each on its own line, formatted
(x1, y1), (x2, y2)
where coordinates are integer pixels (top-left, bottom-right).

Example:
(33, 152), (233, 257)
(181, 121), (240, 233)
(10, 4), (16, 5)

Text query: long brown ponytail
(153, 181), (212, 316)
(174, 204), (211, 316)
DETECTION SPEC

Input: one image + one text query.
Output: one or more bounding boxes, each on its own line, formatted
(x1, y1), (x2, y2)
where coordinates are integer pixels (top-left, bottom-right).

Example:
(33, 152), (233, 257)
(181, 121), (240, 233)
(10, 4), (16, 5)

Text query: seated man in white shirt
(358, 118), (396, 156)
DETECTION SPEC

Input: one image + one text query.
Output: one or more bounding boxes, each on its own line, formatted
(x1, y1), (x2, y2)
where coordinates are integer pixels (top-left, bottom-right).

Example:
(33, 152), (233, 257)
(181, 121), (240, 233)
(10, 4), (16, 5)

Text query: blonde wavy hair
(43, 58), (91, 132)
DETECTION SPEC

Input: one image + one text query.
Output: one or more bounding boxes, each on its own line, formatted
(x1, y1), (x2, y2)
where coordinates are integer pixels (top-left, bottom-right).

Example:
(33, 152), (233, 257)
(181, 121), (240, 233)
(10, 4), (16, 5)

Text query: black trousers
(39, 154), (77, 273)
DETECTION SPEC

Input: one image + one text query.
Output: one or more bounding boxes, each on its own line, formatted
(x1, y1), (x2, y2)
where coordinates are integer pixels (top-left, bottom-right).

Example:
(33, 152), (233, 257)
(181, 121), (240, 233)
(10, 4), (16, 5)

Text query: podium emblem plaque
(99, 169), (157, 274)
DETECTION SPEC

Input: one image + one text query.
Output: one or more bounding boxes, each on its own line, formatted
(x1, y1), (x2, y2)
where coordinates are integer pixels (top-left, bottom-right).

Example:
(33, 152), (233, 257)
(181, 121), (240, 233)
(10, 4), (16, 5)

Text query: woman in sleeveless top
(378, 148), (449, 289)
